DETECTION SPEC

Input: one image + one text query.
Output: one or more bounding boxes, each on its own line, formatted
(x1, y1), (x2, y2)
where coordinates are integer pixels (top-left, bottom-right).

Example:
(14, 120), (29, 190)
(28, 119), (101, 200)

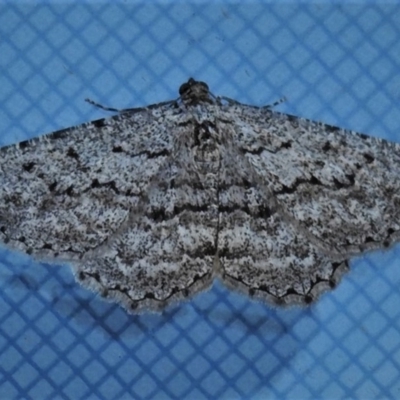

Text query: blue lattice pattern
(0, 2), (400, 399)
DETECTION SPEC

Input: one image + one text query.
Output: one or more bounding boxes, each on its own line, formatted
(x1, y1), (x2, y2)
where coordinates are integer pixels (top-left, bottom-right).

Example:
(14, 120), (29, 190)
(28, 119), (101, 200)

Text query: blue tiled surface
(1, 2), (400, 399)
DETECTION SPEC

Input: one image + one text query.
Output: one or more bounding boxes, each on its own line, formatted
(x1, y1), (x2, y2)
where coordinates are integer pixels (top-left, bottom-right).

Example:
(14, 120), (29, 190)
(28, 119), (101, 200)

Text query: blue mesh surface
(1, 1), (400, 399)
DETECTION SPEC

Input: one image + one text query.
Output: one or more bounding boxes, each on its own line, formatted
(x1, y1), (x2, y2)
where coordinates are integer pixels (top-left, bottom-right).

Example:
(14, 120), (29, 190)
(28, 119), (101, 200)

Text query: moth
(1, 78), (399, 312)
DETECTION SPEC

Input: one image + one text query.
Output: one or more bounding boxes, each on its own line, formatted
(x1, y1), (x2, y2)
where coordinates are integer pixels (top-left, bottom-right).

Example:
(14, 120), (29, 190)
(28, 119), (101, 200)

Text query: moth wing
(0, 104), (175, 260)
(229, 105), (400, 255)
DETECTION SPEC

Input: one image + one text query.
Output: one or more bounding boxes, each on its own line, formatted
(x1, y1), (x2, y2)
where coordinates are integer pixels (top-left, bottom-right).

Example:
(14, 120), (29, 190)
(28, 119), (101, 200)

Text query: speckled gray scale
(1, 78), (400, 313)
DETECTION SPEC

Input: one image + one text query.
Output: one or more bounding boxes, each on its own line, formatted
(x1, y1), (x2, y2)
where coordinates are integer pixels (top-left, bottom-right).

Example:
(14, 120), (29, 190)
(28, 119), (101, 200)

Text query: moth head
(179, 78), (212, 105)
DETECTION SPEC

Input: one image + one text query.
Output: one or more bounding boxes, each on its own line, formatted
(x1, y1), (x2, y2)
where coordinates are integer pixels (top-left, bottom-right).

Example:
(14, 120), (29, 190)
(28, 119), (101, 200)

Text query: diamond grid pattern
(1, 1), (400, 399)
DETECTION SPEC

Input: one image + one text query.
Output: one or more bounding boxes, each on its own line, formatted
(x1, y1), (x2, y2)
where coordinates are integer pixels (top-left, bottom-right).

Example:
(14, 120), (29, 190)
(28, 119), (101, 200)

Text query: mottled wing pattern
(230, 104), (400, 255)
(0, 104), (175, 260)
(195, 108), (349, 305)
(1, 78), (399, 312)
(213, 103), (400, 305)
(75, 120), (221, 312)
(0, 101), (222, 312)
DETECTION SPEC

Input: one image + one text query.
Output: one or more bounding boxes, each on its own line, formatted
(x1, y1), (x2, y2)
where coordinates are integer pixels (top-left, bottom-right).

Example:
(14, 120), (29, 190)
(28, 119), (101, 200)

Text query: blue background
(1, 1), (400, 399)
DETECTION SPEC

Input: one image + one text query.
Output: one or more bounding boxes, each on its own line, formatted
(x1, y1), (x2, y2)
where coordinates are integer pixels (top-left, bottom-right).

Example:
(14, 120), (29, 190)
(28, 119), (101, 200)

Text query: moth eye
(179, 82), (190, 96)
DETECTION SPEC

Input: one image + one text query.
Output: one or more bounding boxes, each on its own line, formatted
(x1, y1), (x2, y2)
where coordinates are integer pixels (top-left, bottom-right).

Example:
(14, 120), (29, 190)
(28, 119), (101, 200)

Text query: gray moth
(1, 78), (400, 313)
